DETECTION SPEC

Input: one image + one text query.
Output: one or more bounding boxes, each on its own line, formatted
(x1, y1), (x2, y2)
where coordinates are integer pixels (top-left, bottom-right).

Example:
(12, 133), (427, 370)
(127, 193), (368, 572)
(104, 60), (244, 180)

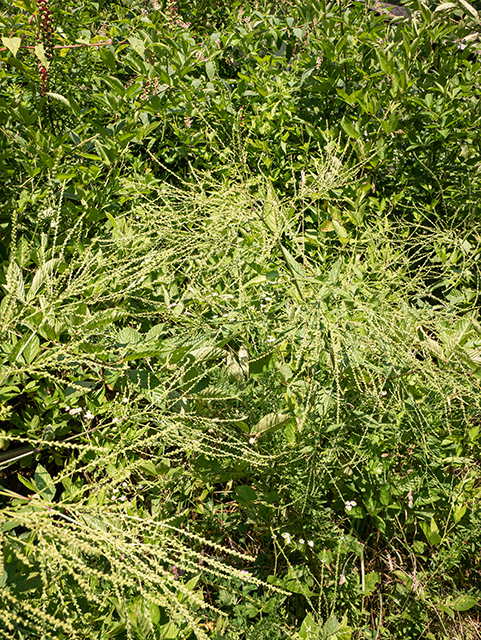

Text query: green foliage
(1, 1), (481, 639)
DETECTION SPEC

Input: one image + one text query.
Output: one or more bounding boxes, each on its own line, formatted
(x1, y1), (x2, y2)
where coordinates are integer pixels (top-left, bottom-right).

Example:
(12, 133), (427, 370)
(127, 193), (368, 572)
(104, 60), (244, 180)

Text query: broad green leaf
(128, 36), (145, 57)
(1, 37), (21, 57)
(139, 461), (158, 476)
(450, 594), (478, 611)
(453, 504), (466, 523)
(34, 43), (50, 69)
(236, 485), (257, 502)
(23, 333), (40, 364)
(363, 572), (380, 596)
(341, 118), (360, 139)
(251, 412), (292, 435)
(34, 464), (56, 502)
(46, 92), (74, 109)
(128, 369), (161, 392)
(299, 613), (318, 639)
(191, 346), (226, 362)
(27, 259), (60, 301)
(205, 60), (215, 80)
(116, 328), (142, 346)
(425, 337), (445, 361)
(420, 518), (442, 545)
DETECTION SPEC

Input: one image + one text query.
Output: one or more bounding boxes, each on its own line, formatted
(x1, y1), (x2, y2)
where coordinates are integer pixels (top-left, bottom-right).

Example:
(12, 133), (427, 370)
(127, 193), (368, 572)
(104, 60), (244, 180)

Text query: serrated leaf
(425, 337), (445, 361)
(27, 259), (60, 301)
(116, 327), (142, 346)
(1, 37), (21, 57)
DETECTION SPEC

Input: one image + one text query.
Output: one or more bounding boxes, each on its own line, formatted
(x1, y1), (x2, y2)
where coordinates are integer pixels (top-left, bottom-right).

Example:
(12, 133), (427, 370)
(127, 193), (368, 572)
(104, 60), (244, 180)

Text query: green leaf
(128, 36), (145, 57)
(116, 328), (142, 347)
(458, 0), (478, 17)
(1, 37), (21, 57)
(363, 572), (380, 596)
(420, 518), (442, 545)
(205, 60), (215, 80)
(34, 43), (50, 69)
(453, 504), (466, 523)
(299, 613), (318, 639)
(27, 259), (60, 301)
(139, 461), (158, 476)
(434, 2), (457, 10)
(341, 118), (360, 140)
(450, 595), (478, 611)
(236, 485), (257, 502)
(251, 412), (292, 435)
(34, 464), (56, 502)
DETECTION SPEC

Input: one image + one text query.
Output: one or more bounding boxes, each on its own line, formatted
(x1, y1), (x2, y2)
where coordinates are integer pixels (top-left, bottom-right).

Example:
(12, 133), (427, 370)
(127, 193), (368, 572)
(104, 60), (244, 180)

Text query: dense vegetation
(1, 0), (481, 638)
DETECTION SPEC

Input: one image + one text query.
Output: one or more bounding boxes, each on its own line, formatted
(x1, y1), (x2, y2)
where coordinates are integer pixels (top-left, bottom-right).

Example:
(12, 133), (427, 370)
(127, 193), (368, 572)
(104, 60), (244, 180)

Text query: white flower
(267, 335), (275, 343)
(122, 397), (129, 404)
(307, 540), (314, 548)
(119, 495), (126, 502)
(64, 406), (70, 412)
(84, 410), (94, 420)
(299, 538), (305, 544)
(249, 437), (256, 445)
(345, 503), (352, 511)
(281, 532), (291, 544)
(122, 481), (128, 487)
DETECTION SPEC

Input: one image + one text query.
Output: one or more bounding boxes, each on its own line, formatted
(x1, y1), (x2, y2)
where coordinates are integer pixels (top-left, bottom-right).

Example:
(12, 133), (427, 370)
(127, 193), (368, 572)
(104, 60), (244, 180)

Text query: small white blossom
(84, 410), (94, 420)
(64, 406), (70, 412)
(267, 335), (275, 343)
(122, 397), (129, 404)
(308, 540), (314, 548)
(299, 538), (305, 544)
(119, 495), (126, 502)
(281, 532), (291, 544)
(249, 437), (256, 445)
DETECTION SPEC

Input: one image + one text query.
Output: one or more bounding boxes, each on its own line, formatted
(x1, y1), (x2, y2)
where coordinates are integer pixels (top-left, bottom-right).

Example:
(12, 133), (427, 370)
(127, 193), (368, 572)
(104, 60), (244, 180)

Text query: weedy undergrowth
(1, 144), (481, 638)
